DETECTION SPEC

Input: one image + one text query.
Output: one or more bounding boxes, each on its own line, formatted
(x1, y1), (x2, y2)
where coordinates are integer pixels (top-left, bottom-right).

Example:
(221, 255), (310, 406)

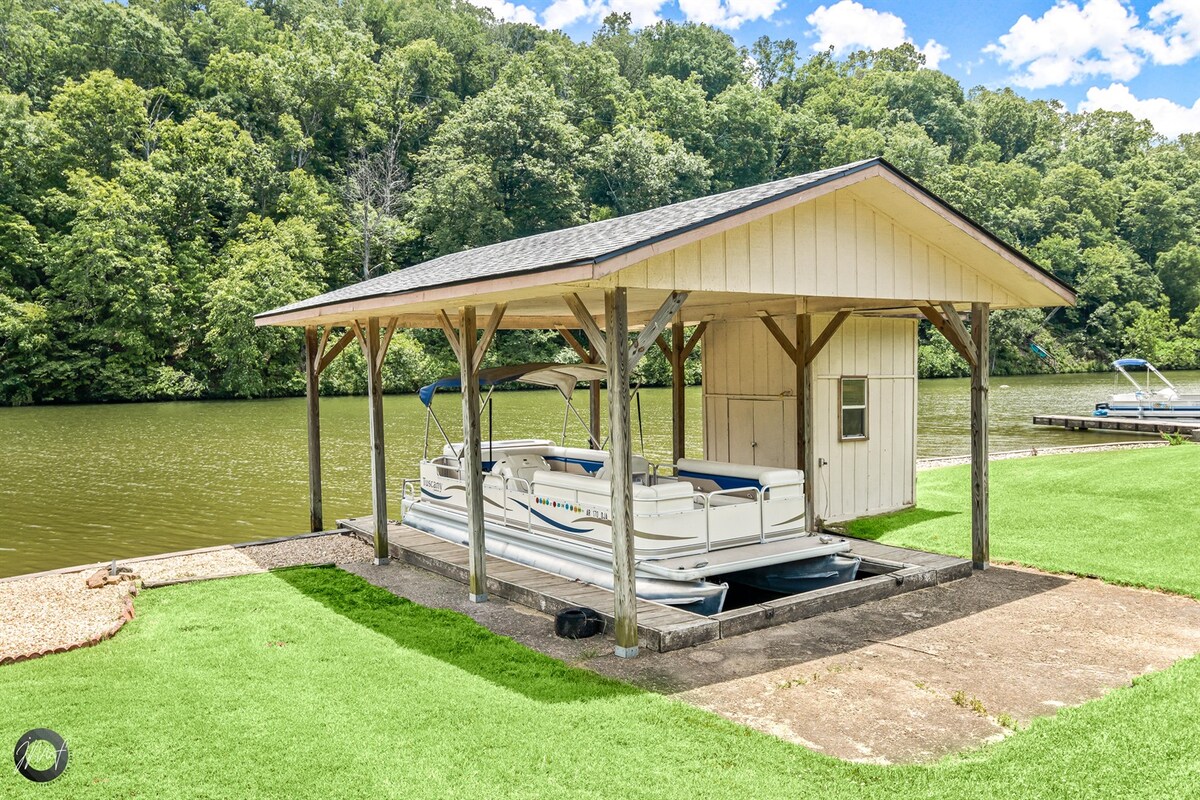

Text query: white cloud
(805, 1), (949, 69)
(471, 0), (540, 25)
(1146, 0), (1200, 65)
(675, 0), (783, 29)
(542, 0), (666, 30)
(543, 0), (778, 30)
(987, 0), (1200, 89)
(1080, 83), (1200, 137)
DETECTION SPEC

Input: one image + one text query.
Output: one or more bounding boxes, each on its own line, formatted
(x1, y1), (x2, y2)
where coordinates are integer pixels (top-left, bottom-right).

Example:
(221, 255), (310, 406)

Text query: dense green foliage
(2, 1), (1199, 404)
(3, 565), (1200, 797)
(848, 445), (1200, 598)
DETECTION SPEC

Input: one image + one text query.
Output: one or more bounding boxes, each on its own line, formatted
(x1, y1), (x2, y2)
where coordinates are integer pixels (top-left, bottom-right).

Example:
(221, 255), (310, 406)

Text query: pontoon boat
(400, 363), (860, 616)
(1094, 358), (1200, 419)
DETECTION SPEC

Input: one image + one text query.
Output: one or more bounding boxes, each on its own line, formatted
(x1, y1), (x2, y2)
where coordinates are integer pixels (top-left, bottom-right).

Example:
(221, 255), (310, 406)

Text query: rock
(85, 569), (108, 589)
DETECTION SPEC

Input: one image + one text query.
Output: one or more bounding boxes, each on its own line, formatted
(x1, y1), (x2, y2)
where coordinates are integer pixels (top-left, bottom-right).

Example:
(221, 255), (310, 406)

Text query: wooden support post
(970, 302), (990, 570)
(796, 314), (816, 531)
(458, 305), (488, 602)
(360, 318), (389, 564)
(605, 288), (638, 658)
(670, 316), (685, 464)
(304, 327), (323, 533)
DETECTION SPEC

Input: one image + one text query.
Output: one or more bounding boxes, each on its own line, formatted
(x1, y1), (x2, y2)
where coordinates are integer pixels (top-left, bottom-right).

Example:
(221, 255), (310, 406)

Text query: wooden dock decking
(1033, 414), (1200, 439)
(339, 518), (972, 652)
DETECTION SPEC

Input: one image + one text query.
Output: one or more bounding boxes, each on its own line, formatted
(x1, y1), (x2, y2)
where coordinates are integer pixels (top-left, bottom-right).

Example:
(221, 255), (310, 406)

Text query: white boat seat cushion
(595, 455), (649, 480)
(490, 454), (550, 485)
(676, 458), (804, 486)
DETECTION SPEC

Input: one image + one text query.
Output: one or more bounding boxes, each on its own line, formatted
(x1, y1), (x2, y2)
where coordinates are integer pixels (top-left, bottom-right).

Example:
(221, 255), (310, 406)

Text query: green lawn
(2, 564), (1199, 798)
(849, 445), (1200, 598)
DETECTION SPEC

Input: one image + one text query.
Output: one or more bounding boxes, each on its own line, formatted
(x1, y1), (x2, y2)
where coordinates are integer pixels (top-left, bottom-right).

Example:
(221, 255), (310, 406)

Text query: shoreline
(916, 439), (1171, 471)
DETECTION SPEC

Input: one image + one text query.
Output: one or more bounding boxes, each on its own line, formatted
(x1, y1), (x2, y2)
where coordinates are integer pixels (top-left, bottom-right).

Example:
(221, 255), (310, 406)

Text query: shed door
(728, 399), (785, 467)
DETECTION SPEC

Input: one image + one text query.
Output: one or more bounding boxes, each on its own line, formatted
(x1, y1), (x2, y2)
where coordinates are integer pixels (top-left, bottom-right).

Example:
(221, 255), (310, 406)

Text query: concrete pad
(344, 559), (1200, 764)
(676, 567), (1200, 763)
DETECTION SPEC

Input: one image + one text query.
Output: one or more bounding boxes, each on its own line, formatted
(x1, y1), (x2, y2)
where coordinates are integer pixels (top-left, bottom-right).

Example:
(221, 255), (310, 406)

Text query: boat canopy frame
(1112, 358), (1177, 395)
(418, 361), (646, 461)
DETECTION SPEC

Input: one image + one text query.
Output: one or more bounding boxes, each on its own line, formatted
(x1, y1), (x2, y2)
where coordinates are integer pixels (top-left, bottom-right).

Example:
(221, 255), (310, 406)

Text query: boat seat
(533, 470), (694, 512)
(490, 453), (551, 485)
(675, 458), (804, 495)
(595, 455), (650, 480)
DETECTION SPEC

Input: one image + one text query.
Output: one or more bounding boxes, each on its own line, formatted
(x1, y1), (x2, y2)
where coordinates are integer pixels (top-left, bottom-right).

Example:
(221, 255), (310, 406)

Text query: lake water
(3, 369), (1197, 578)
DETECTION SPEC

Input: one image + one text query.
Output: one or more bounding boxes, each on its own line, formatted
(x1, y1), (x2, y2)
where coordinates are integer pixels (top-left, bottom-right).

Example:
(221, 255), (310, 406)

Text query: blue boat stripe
(544, 455), (606, 472)
(677, 470), (762, 490)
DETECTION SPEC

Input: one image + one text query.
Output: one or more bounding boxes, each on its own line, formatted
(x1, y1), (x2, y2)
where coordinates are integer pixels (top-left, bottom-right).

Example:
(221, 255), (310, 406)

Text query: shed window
(840, 377), (868, 441)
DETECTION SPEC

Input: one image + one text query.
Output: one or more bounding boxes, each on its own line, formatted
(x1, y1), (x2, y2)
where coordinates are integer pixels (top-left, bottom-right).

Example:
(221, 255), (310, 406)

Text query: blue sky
(476, 0), (1200, 137)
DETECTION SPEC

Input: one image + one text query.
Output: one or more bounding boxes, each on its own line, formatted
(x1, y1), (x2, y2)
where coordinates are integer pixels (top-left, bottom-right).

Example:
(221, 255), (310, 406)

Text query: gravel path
(916, 440), (1169, 471)
(1, 533), (372, 664)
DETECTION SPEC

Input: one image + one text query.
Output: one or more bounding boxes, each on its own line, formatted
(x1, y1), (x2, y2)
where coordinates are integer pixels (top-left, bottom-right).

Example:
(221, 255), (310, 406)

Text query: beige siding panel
(603, 185), (1041, 303)
(876, 214), (895, 299)
(772, 209), (796, 295)
(795, 203), (818, 295)
(813, 195), (838, 296)
(725, 225), (750, 293)
(835, 193), (858, 297)
(675, 240), (701, 288)
(894, 229), (913, 299)
(796, 316), (917, 522)
(855, 200), (878, 296)
(700, 232), (726, 291)
(748, 216), (775, 294)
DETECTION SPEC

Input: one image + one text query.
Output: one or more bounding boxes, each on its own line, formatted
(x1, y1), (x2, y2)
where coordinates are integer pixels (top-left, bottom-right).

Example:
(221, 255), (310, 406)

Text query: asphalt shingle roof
(257, 160), (882, 319)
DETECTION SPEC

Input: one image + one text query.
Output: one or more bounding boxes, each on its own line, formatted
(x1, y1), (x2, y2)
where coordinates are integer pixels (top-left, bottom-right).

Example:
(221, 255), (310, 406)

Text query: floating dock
(1033, 414), (1200, 439)
(340, 518), (970, 652)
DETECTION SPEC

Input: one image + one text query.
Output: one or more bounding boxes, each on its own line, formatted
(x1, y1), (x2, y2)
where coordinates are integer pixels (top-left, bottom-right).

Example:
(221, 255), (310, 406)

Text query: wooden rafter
(563, 293), (607, 363)
(806, 309), (852, 365)
(316, 329), (356, 375)
(376, 316), (399, 373)
(555, 325), (591, 362)
(654, 334), (671, 359)
(473, 303), (507, 373)
(682, 318), (710, 359)
(629, 291), (688, 368)
(315, 326), (332, 370)
(756, 311), (798, 364)
(351, 320), (368, 356)
(919, 304), (977, 367)
(437, 309), (462, 362)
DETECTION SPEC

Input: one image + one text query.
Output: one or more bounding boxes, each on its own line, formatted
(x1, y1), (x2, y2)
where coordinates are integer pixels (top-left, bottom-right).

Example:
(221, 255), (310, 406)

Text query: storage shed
(257, 158), (1075, 656)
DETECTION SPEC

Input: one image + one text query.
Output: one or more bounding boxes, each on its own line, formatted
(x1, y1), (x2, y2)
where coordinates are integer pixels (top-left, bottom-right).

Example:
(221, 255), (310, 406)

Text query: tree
(204, 215), (324, 396)
(408, 77), (583, 256)
(584, 126), (710, 216)
(45, 171), (174, 400)
(346, 132), (409, 280)
(708, 83), (781, 189)
(48, 70), (147, 179)
(639, 21), (746, 99)
(1156, 242), (1200, 321)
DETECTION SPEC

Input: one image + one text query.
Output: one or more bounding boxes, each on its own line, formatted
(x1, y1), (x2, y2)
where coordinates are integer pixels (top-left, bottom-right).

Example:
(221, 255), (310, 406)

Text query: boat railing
(696, 486), (765, 549)
(400, 478), (422, 525)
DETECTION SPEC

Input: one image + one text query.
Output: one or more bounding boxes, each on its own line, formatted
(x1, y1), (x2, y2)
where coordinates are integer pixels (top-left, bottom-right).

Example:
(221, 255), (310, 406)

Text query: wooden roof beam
(806, 309), (852, 366)
(919, 303), (978, 367)
(564, 293), (607, 364)
(756, 311), (798, 364)
(630, 291), (688, 369)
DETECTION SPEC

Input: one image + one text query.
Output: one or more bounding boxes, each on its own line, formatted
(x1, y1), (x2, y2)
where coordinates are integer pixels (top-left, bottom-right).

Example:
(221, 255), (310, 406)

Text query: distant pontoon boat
(1094, 358), (1200, 419)
(400, 362), (860, 616)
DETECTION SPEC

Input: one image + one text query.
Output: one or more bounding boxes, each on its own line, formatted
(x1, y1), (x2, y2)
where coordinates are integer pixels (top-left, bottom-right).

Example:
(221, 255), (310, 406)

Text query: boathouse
(256, 158), (1075, 657)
